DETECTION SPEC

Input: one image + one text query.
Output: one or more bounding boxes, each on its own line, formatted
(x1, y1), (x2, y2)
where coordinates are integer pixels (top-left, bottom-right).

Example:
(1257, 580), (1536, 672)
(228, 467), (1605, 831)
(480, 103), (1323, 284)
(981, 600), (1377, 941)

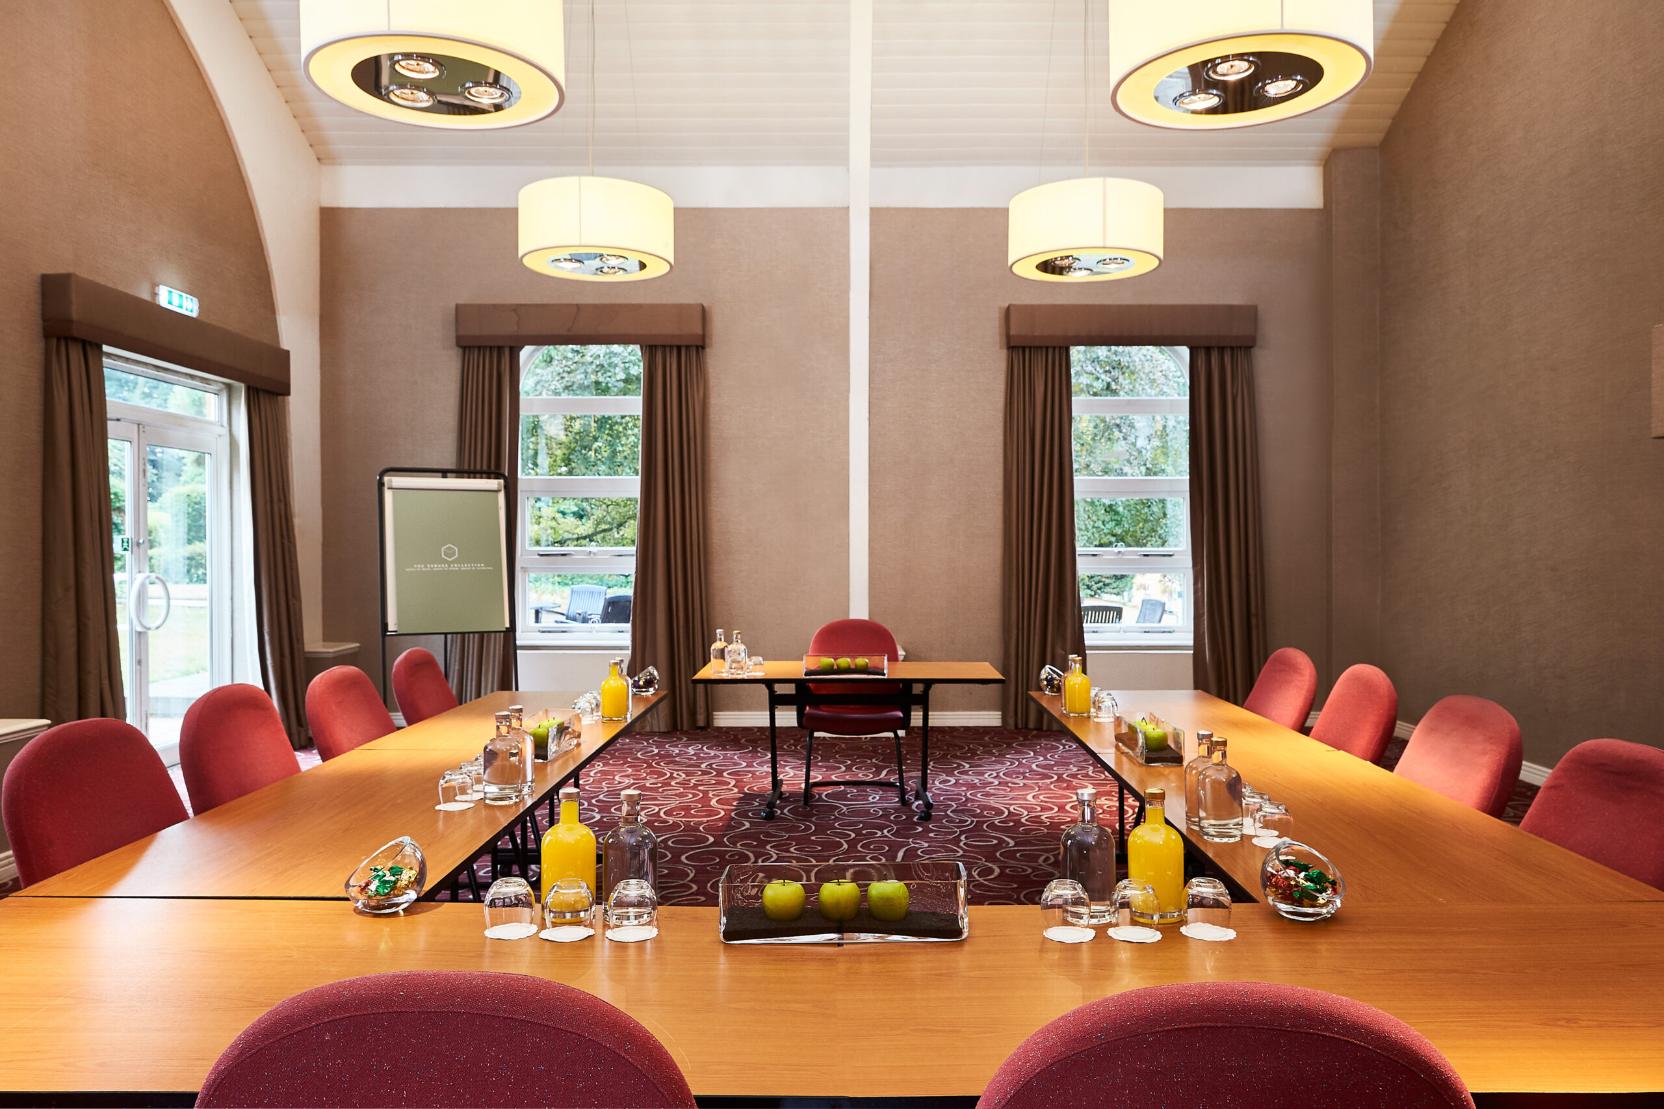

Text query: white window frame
(1072, 346), (1194, 647)
(517, 346), (639, 646)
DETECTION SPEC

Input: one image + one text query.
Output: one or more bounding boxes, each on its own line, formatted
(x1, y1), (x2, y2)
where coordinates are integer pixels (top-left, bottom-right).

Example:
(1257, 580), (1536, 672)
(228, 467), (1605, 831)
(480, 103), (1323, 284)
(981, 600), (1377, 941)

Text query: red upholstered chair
(1241, 646), (1318, 731)
(1521, 739), (1664, 890)
(392, 647), (458, 726)
(1394, 695), (1522, 818)
(1308, 663), (1398, 764)
(797, 618), (910, 807)
(198, 971), (695, 1109)
(180, 684), (302, 814)
(977, 981), (1473, 1109)
(1, 719), (188, 887)
(306, 665), (397, 761)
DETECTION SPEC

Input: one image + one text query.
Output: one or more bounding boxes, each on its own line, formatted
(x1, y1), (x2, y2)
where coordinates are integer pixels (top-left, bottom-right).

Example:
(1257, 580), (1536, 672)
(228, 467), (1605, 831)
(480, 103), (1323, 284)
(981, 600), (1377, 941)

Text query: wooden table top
(1032, 689), (1664, 906)
(0, 898), (1660, 1098)
(693, 659), (1004, 684)
(14, 690), (665, 900)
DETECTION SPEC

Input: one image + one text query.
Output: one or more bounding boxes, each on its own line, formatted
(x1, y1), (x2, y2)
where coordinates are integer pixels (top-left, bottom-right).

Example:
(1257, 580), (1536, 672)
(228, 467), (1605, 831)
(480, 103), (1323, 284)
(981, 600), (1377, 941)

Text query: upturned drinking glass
(1039, 879), (1094, 942)
(543, 878), (596, 930)
(605, 879), (659, 930)
(482, 877), (539, 939)
(459, 757), (485, 801)
(1185, 877), (1233, 929)
(1111, 878), (1158, 928)
(436, 769), (473, 810)
(1255, 802), (1294, 844)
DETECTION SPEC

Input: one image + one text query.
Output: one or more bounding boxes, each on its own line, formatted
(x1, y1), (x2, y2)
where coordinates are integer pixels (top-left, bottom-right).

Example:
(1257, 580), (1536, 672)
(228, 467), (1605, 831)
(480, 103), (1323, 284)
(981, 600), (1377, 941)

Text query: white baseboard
(0, 850), (14, 886)
(1306, 713), (1551, 787)
(711, 710), (1004, 728)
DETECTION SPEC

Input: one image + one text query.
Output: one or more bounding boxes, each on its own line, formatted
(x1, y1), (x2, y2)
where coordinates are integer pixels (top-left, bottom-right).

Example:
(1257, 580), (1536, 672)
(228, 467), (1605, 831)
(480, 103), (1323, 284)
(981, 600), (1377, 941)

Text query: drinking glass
(1090, 688), (1119, 723)
(541, 878), (596, 940)
(459, 757), (485, 801)
(1111, 878), (1159, 928)
(1254, 802), (1293, 847)
(1039, 878), (1094, 943)
(604, 878), (659, 941)
(1184, 877), (1232, 929)
(1242, 787), (1267, 835)
(436, 769), (474, 811)
(574, 691), (602, 725)
(749, 656), (766, 674)
(482, 877), (539, 940)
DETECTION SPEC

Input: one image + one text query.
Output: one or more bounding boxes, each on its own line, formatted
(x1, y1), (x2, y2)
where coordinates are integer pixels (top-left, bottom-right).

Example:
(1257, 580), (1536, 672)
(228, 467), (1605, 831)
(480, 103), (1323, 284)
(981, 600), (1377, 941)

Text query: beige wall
(1372, 0), (1664, 763)
(0, 0), (278, 719)
(318, 208), (847, 710)
(870, 207), (1332, 713)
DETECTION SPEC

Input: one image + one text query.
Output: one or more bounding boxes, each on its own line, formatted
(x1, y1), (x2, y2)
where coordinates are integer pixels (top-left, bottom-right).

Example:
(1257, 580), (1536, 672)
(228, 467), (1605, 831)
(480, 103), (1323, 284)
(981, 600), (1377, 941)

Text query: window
(518, 345), (641, 641)
(1072, 345), (1192, 646)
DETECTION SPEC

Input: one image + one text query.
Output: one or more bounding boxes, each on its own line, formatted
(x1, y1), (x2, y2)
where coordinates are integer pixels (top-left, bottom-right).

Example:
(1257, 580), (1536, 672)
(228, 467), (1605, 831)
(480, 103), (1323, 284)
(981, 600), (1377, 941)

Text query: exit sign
(155, 285), (199, 318)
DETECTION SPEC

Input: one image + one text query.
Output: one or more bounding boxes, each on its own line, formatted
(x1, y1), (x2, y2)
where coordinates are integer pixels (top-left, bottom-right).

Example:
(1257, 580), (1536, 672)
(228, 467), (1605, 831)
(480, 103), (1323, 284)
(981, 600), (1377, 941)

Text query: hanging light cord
(587, 0), (596, 177)
(1037, 0), (1058, 184)
(1081, 0), (1090, 176)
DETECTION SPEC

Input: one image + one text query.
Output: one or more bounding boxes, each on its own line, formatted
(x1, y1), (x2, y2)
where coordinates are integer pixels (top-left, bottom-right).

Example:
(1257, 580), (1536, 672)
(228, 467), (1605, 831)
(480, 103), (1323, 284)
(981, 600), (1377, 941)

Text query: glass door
(107, 416), (227, 764)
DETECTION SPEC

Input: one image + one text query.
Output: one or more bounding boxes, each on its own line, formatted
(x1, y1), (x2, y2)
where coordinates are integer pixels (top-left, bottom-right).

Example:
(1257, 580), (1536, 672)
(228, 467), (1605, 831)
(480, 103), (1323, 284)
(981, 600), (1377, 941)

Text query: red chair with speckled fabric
(180, 684), (302, 814)
(1394, 695), (1522, 818)
(798, 618), (910, 807)
(1521, 739), (1664, 890)
(1308, 663), (1399, 764)
(976, 981), (1473, 1109)
(305, 665), (396, 761)
(1241, 647), (1318, 731)
(197, 971), (696, 1108)
(392, 647), (458, 726)
(1, 719), (188, 887)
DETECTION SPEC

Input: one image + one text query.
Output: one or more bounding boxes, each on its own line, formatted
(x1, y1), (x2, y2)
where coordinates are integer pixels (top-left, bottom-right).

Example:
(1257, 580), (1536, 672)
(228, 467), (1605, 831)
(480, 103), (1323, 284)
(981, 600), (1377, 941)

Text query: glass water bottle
(482, 711), (524, 806)
(724, 631), (749, 676)
(1197, 737), (1245, 843)
(1059, 786), (1116, 924)
(601, 788), (658, 904)
(1126, 786), (1186, 926)
(1062, 654), (1091, 716)
(507, 704), (535, 798)
(1184, 730), (1217, 831)
(600, 658), (630, 721)
(709, 629), (727, 665)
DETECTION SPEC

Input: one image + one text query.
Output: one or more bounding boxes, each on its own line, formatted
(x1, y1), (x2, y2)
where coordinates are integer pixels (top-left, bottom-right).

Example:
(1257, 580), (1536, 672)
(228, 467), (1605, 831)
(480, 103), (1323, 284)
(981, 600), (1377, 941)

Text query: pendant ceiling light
(518, 0), (673, 281)
(1108, 0), (1373, 130)
(1008, 0), (1163, 283)
(299, 0), (565, 129)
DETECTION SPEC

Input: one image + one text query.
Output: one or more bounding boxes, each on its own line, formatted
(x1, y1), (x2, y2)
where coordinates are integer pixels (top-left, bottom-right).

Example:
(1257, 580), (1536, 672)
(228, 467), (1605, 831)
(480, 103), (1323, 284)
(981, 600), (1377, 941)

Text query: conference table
(1, 687), (1662, 1102)
(692, 658), (1004, 820)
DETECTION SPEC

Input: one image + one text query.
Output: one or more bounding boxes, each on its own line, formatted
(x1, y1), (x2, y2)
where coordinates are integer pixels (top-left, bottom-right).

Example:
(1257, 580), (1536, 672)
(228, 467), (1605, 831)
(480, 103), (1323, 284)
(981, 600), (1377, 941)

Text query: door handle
(130, 572), (172, 632)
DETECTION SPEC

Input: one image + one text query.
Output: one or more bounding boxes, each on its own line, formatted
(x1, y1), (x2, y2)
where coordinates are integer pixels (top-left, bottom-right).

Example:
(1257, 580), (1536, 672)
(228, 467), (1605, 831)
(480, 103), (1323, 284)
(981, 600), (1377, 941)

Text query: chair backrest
(1135, 598), (1166, 623)
(180, 684), (302, 813)
(305, 666), (397, 761)
(1, 719), (188, 886)
(1395, 695), (1522, 817)
(977, 981), (1473, 1109)
(1241, 646), (1318, 731)
(1309, 663), (1399, 763)
(198, 971), (696, 1109)
(1521, 738), (1664, 890)
(601, 592), (633, 624)
(391, 647), (458, 727)
(1082, 603), (1123, 625)
(567, 583), (606, 622)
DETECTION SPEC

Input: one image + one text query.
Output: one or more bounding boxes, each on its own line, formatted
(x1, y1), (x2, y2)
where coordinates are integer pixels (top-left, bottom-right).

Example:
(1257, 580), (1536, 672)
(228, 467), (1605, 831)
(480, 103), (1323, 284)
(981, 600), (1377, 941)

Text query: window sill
(517, 637), (630, 652)
(1084, 640), (1193, 652)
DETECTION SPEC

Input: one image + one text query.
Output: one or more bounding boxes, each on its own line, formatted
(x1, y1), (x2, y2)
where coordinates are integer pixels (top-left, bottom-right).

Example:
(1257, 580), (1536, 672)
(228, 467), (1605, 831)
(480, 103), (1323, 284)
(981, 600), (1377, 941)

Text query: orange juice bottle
(1126, 786), (1186, 926)
(540, 786), (597, 902)
(600, 657), (630, 721)
(1062, 654), (1091, 716)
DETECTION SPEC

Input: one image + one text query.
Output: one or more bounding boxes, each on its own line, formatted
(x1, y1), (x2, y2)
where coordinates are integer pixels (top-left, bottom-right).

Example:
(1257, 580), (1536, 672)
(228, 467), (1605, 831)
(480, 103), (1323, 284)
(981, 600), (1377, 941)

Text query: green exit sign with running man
(154, 284), (199, 318)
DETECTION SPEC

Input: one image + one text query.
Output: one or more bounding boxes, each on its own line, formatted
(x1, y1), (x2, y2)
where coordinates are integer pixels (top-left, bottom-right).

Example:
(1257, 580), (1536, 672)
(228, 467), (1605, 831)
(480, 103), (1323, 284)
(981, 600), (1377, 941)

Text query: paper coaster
(458, 791), (482, 802)
(1106, 925), (1162, 944)
(434, 801), (474, 812)
(1042, 925), (1096, 944)
(483, 922), (539, 941)
(1251, 835), (1282, 848)
(1180, 922), (1238, 942)
(605, 925), (659, 943)
(539, 925), (595, 943)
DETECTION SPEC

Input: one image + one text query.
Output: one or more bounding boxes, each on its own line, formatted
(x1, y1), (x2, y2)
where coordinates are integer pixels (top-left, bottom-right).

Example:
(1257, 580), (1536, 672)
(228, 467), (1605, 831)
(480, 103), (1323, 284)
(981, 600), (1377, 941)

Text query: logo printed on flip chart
(441, 544), (459, 562)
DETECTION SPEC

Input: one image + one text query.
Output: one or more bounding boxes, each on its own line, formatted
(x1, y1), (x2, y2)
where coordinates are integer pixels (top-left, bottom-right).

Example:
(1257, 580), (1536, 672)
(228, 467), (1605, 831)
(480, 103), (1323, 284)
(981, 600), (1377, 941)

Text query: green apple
(1142, 725), (1169, 752)
(853, 656), (870, 673)
(818, 657), (836, 673)
(866, 879), (910, 922)
(761, 879), (806, 922)
(817, 879), (861, 921)
(531, 723), (551, 742)
(836, 657), (853, 671)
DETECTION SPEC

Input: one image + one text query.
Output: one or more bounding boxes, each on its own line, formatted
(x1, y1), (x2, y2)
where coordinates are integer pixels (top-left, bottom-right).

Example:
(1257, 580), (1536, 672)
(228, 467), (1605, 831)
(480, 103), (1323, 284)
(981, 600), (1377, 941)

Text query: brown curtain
(247, 390), (310, 747)
(1190, 346), (1267, 702)
(41, 337), (125, 722)
(629, 345), (711, 731)
(450, 345), (520, 700)
(1002, 346), (1086, 729)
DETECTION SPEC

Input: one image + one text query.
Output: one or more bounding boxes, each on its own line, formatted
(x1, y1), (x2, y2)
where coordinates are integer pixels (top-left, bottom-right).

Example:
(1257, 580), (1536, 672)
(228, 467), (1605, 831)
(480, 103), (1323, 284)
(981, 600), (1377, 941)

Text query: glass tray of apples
(1114, 712), (1185, 766)
(718, 861), (968, 944)
(802, 653), (889, 678)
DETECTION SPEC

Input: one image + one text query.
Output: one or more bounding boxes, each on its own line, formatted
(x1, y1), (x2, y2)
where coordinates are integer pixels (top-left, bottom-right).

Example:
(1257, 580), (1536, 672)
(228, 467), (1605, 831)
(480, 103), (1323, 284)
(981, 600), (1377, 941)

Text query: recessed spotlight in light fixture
(1205, 56), (1255, 81)
(463, 81), (512, 105)
(391, 54), (444, 80)
(385, 84), (435, 109)
(596, 265), (628, 276)
(1173, 88), (1222, 111)
(549, 255), (584, 269)
(1259, 75), (1305, 98)
(1096, 255), (1132, 272)
(597, 253), (629, 266)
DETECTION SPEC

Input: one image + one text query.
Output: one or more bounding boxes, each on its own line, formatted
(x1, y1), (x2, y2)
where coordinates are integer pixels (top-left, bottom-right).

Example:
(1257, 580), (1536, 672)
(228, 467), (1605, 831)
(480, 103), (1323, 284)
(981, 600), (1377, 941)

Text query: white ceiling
(231, 1), (1457, 172)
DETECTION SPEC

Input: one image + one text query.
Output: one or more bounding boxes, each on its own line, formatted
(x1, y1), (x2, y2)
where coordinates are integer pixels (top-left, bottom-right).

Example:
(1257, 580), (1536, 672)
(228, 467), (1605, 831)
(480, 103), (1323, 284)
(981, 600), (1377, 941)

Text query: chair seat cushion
(802, 707), (906, 735)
